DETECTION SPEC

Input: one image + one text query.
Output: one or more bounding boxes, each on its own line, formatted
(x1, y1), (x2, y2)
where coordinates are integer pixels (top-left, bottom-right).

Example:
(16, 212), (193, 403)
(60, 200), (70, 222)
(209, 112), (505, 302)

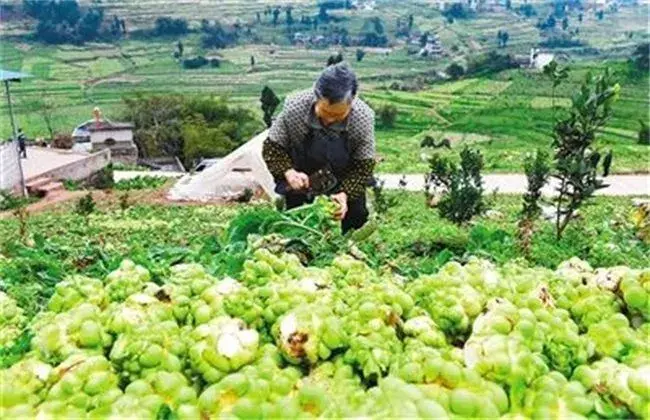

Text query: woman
(262, 63), (375, 233)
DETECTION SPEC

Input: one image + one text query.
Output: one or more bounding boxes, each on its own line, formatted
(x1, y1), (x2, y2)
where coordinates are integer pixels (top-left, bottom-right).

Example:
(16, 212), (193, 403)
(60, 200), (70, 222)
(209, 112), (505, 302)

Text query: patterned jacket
(262, 89), (376, 199)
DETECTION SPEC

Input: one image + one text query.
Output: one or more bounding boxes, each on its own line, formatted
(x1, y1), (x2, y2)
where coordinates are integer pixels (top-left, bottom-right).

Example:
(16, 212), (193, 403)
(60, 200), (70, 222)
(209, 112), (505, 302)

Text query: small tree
(497, 30), (509, 47)
(446, 63), (465, 80)
(596, 10), (604, 20)
(518, 150), (550, 256)
(505, 0), (512, 10)
(326, 52), (344, 66)
(285, 6), (294, 26)
(578, 13), (583, 22)
(419, 32), (429, 47)
(177, 40), (184, 58)
(562, 16), (569, 31)
(75, 192), (96, 225)
(426, 148), (485, 224)
(260, 86), (280, 128)
(407, 14), (414, 30)
(356, 49), (366, 62)
(632, 43), (649, 73)
(25, 94), (57, 139)
(552, 69), (619, 239)
(543, 60), (569, 119)
(251, 55), (256, 68)
(378, 104), (398, 128)
(272, 7), (280, 25)
(639, 120), (650, 145)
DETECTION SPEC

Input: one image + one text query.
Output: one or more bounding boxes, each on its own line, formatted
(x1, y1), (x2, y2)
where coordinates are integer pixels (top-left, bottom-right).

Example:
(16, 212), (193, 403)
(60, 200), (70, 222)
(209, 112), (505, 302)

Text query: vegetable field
(0, 190), (649, 418)
(1, 3), (648, 172)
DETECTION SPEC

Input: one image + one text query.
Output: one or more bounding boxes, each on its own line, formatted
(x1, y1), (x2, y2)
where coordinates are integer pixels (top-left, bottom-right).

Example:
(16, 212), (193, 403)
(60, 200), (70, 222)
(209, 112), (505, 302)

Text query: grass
(0, 3), (648, 172)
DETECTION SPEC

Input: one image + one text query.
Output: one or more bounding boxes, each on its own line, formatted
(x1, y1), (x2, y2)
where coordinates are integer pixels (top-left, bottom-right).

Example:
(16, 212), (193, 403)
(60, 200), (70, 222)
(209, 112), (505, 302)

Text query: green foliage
(0, 191), (32, 212)
(356, 49), (366, 62)
(114, 176), (167, 191)
(552, 68), (620, 238)
(326, 52), (344, 67)
(74, 193), (95, 218)
(442, 3), (472, 21)
(182, 56), (219, 69)
(260, 86), (280, 128)
(378, 104), (398, 128)
(200, 20), (238, 49)
(521, 150), (550, 221)
(446, 63), (465, 80)
(517, 150), (550, 255)
(153, 16), (188, 36)
(426, 148), (485, 224)
(370, 180), (398, 216)
(359, 17), (388, 47)
(466, 51), (518, 76)
(639, 120), (650, 145)
(123, 94), (261, 165)
(88, 165), (114, 190)
(632, 43), (649, 73)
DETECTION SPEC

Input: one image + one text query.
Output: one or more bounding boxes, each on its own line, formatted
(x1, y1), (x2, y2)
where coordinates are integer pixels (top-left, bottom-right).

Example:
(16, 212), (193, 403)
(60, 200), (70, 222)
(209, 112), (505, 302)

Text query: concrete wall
(91, 129), (133, 144)
(0, 141), (21, 192)
(34, 149), (111, 182)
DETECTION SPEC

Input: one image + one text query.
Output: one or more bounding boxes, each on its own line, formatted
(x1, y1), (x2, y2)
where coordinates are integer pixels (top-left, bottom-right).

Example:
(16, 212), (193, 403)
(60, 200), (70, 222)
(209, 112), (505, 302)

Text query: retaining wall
(0, 141), (21, 192)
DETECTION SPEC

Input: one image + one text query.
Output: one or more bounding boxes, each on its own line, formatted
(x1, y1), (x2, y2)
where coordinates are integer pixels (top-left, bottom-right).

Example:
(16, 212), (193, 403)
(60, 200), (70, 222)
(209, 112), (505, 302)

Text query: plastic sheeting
(168, 130), (277, 202)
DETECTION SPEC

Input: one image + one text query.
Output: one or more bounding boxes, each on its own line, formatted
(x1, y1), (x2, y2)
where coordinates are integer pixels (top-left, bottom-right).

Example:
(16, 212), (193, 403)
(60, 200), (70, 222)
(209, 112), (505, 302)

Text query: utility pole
(4, 79), (27, 196)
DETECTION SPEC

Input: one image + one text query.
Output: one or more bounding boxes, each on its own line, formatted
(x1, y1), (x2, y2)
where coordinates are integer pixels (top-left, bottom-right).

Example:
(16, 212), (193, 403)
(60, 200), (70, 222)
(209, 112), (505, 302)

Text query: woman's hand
(331, 192), (348, 221)
(284, 169), (310, 191)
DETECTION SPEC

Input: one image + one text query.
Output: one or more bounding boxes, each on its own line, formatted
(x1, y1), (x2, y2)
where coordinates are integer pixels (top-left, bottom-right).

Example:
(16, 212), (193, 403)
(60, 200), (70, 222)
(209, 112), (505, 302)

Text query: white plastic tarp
(168, 130), (277, 201)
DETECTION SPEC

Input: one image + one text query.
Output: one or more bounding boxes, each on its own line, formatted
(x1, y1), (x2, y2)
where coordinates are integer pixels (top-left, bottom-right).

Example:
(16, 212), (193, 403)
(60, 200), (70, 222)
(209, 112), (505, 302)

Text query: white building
(89, 121), (137, 165)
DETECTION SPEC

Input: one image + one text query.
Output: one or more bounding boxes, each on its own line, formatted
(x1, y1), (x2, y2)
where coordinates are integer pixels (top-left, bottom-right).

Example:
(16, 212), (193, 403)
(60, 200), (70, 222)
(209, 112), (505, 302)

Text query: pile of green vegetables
(0, 196), (648, 419)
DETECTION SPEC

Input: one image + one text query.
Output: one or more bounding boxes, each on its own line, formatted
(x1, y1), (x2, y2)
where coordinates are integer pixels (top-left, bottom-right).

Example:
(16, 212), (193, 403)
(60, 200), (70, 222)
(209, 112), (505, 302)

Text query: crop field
(0, 185), (649, 417)
(0, 2), (648, 174)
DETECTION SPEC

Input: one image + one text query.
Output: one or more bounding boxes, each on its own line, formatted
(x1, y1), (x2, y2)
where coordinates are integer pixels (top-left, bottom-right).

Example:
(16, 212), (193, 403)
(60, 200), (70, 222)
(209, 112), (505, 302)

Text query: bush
(182, 56), (209, 69)
(466, 51), (518, 76)
(446, 63), (465, 80)
(153, 16), (188, 36)
(426, 148), (485, 224)
(123, 94), (261, 166)
(87, 164), (114, 190)
(442, 3), (471, 21)
(52, 133), (74, 149)
(639, 120), (650, 145)
(359, 17), (388, 47)
(200, 21), (238, 49)
(378, 104), (398, 128)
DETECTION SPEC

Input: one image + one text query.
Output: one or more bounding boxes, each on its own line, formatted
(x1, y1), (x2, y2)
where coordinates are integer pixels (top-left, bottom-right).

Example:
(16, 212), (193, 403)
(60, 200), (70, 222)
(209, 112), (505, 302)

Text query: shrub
(75, 192), (96, 218)
(446, 63), (465, 80)
(182, 56), (209, 69)
(466, 51), (518, 76)
(87, 164), (115, 190)
(52, 133), (74, 149)
(639, 120), (650, 145)
(426, 148), (485, 224)
(378, 104), (398, 128)
(552, 69), (618, 239)
(154, 16), (188, 36)
(518, 150), (551, 256)
(442, 3), (471, 20)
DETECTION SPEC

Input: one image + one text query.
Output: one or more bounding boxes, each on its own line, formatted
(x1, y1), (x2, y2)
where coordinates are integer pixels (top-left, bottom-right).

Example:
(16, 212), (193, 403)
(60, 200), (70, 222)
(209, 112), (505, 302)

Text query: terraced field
(0, 2), (647, 173)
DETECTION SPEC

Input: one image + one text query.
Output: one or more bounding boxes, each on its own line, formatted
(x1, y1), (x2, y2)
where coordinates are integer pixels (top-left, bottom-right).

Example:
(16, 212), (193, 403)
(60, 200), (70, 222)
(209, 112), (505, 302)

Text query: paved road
(377, 174), (650, 196)
(22, 147), (88, 180)
(119, 169), (650, 197)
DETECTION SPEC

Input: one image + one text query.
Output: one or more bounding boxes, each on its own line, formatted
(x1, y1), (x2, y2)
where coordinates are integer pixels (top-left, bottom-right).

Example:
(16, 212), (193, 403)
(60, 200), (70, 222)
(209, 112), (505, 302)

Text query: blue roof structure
(0, 69), (30, 82)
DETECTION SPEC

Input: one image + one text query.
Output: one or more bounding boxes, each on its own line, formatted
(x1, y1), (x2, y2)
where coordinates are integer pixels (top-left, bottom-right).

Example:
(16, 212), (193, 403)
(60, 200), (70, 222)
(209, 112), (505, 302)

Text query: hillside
(0, 0), (648, 173)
